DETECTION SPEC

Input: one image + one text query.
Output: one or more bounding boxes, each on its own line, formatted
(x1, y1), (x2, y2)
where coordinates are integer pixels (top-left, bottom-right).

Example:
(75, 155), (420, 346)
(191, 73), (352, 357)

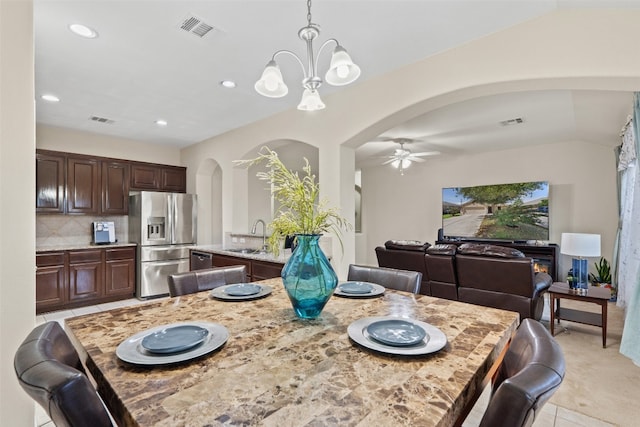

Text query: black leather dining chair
(479, 318), (566, 427)
(347, 264), (422, 294)
(14, 321), (113, 427)
(168, 265), (248, 297)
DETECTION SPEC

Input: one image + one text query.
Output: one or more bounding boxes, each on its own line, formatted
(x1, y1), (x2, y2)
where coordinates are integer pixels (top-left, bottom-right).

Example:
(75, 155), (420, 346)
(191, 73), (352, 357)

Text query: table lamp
(560, 233), (601, 290)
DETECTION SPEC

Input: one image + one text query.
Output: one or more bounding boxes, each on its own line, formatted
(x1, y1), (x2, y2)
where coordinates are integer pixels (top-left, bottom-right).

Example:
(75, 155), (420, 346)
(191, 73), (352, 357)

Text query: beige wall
(182, 8), (640, 278)
(359, 140), (619, 278)
(37, 124), (182, 166)
(1, 1), (36, 425)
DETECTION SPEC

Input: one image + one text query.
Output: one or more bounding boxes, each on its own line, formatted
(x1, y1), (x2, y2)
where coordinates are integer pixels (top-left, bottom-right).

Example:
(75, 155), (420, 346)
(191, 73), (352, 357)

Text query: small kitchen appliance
(93, 221), (116, 244)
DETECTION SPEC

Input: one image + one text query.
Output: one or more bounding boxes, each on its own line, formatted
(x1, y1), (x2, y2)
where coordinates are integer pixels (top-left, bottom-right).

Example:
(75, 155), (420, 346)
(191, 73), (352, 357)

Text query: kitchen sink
(225, 248), (265, 254)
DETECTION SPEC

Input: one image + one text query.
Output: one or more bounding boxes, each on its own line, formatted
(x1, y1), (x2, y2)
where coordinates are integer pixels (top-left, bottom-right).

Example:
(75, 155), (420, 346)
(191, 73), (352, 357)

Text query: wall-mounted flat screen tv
(442, 181), (549, 242)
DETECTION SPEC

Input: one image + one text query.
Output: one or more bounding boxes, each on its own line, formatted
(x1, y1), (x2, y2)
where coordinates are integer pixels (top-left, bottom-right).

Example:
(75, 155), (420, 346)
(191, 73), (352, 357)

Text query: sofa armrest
(533, 272), (553, 295)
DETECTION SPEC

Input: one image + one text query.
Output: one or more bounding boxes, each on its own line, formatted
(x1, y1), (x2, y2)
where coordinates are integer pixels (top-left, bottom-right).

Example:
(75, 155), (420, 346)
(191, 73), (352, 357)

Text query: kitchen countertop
(191, 244), (291, 264)
(36, 242), (137, 252)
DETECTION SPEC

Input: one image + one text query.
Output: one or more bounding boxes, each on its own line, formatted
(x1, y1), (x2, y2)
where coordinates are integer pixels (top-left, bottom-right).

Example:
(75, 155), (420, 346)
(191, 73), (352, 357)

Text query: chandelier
(254, 0), (361, 111)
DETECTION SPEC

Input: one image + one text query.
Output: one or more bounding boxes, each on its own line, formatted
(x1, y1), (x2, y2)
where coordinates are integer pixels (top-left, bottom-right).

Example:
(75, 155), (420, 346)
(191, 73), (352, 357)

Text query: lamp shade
(255, 60), (288, 98)
(560, 233), (601, 257)
(297, 89), (325, 111)
(324, 46), (361, 86)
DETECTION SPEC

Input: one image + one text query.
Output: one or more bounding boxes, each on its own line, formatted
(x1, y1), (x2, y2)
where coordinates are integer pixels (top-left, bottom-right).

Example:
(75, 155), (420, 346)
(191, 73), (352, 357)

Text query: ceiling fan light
(402, 159), (412, 169)
(297, 89), (325, 111)
(391, 159), (400, 169)
(255, 60), (288, 98)
(325, 46), (361, 86)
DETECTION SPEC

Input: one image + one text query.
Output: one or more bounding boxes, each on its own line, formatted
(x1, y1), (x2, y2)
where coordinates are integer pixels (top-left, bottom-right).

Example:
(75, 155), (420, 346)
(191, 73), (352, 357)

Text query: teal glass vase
(281, 234), (338, 319)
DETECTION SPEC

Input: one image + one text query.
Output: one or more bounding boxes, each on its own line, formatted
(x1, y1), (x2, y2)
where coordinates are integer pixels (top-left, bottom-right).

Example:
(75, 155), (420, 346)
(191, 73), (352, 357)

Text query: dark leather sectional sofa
(375, 240), (552, 320)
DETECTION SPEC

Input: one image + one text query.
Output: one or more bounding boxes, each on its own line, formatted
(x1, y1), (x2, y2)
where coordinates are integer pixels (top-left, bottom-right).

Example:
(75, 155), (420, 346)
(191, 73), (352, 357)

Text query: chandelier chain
(307, 0), (312, 26)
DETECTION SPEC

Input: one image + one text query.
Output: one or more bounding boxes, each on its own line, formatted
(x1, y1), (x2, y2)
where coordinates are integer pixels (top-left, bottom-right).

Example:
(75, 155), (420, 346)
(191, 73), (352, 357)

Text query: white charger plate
(210, 284), (273, 301)
(334, 281), (385, 298)
(348, 316), (447, 355)
(116, 322), (228, 365)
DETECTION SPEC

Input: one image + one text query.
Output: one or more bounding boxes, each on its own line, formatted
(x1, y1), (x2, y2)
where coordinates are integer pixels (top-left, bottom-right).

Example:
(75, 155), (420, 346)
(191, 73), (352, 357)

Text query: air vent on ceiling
(89, 115), (114, 125)
(499, 117), (525, 126)
(178, 14), (215, 38)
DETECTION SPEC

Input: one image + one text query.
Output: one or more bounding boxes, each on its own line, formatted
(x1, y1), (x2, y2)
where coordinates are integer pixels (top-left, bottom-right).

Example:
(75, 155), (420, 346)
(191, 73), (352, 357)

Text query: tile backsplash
(37, 215), (129, 247)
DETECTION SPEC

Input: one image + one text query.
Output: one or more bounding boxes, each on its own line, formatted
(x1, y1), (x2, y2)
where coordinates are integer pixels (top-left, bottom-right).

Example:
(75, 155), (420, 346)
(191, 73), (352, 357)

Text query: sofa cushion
(384, 240), (430, 252)
(457, 243), (525, 258)
(426, 244), (457, 256)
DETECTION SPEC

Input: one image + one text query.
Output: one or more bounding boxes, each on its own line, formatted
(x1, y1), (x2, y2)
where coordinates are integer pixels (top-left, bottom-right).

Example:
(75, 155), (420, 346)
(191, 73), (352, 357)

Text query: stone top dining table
(64, 278), (519, 427)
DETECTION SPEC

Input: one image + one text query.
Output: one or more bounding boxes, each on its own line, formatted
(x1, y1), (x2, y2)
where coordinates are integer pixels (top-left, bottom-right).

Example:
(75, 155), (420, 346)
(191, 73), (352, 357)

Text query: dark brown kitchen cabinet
(105, 247), (135, 296)
(161, 167), (186, 192)
(130, 162), (187, 193)
(36, 152), (65, 213)
(130, 163), (160, 190)
(36, 246), (137, 314)
(36, 150), (188, 215)
(101, 161), (130, 214)
(68, 249), (103, 302)
(200, 251), (284, 282)
(36, 252), (67, 311)
(211, 253), (252, 273)
(252, 260), (283, 281)
(66, 156), (100, 214)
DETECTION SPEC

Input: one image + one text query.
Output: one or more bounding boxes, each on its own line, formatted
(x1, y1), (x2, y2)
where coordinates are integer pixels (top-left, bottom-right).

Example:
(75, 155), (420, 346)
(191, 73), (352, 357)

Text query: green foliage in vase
(589, 257), (612, 284)
(235, 147), (351, 255)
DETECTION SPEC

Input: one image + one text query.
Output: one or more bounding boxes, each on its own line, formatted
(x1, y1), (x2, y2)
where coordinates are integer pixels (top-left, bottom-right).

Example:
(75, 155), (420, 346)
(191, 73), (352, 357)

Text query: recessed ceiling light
(69, 24), (98, 39)
(155, 119), (168, 126)
(41, 94), (60, 102)
(220, 80), (236, 88)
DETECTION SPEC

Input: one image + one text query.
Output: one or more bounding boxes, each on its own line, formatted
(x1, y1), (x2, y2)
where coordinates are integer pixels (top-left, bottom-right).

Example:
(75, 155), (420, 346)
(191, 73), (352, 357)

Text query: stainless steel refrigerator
(129, 191), (197, 298)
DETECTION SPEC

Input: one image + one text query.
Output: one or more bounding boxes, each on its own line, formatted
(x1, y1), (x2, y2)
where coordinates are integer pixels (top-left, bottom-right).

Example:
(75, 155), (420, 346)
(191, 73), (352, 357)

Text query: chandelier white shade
(254, 0), (360, 111)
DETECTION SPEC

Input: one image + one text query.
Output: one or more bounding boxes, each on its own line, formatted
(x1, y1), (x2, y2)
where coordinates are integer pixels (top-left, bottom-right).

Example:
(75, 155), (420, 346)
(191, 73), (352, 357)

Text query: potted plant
(589, 257), (616, 300)
(236, 147), (351, 319)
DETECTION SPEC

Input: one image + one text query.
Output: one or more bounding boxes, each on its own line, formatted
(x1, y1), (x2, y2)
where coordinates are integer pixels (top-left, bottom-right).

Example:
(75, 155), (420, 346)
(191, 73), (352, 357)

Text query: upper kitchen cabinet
(130, 162), (186, 193)
(101, 161), (130, 215)
(66, 156), (100, 214)
(36, 149), (187, 214)
(36, 151), (65, 213)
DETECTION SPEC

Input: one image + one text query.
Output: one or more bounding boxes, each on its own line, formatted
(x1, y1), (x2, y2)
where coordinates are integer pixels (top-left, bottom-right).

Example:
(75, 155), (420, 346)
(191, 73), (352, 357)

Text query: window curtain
(619, 93), (640, 365)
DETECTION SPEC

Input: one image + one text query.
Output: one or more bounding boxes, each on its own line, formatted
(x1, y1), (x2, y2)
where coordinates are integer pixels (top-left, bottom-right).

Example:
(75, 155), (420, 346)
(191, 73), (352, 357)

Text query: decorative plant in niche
(235, 146), (351, 319)
(235, 146), (350, 255)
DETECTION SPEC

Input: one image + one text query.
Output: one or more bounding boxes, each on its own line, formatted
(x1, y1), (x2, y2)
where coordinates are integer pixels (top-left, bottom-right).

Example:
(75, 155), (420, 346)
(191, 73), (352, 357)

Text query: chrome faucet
(251, 219), (268, 253)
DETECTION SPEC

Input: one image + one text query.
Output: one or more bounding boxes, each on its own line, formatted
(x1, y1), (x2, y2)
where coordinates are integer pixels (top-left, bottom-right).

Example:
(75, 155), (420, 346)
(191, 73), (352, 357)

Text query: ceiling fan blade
(408, 156), (426, 163)
(381, 158), (397, 165)
(411, 151), (441, 157)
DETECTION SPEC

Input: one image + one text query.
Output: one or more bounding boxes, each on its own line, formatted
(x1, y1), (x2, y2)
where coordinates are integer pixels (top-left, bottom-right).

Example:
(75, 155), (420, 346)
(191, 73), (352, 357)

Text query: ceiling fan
(380, 138), (440, 175)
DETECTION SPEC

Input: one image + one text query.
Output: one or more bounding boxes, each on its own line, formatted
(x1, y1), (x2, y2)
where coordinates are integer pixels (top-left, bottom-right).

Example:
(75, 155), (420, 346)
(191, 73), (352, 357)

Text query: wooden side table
(548, 282), (611, 348)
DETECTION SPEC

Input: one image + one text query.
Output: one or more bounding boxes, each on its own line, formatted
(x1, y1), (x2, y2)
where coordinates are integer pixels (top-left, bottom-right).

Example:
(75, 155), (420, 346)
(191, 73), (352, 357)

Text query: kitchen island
(65, 279), (519, 426)
(189, 245), (291, 281)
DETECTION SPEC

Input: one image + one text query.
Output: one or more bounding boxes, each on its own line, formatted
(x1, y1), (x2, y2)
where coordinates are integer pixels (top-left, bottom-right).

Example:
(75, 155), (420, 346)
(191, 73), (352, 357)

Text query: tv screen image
(442, 181), (549, 242)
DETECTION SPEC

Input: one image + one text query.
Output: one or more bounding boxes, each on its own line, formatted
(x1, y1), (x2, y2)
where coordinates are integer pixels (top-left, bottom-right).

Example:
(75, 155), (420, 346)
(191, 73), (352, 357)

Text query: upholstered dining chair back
(168, 265), (248, 297)
(479, 318), (566, 427)
(14, 321), (113, 427)
(347, 264), (422, 294)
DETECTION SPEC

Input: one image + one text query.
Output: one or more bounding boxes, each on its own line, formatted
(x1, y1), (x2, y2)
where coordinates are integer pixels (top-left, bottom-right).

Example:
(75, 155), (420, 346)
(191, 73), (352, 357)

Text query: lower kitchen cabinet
(252, 260), (284, 281)
(197, 251), (284, 282)
(35, 252), (67, 312)
(105, 247), (136, 297)
(68, 249), (104, 302)
(36, 246), (136, 314)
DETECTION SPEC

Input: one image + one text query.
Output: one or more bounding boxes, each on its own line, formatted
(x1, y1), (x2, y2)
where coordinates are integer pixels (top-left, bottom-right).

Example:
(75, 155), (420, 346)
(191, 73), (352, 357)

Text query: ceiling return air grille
(499, 117), (525, 126)
(178, 14), (215, 38)
(89, 115), (114, 124)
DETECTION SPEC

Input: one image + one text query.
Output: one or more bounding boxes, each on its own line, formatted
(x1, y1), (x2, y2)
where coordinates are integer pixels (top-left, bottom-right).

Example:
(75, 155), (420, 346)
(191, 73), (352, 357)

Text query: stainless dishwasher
(191, 251), (213, 270)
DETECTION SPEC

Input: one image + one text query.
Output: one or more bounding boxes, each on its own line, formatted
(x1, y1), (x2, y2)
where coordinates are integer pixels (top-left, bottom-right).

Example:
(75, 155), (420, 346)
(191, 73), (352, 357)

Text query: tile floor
(34, 297), (613, 427)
